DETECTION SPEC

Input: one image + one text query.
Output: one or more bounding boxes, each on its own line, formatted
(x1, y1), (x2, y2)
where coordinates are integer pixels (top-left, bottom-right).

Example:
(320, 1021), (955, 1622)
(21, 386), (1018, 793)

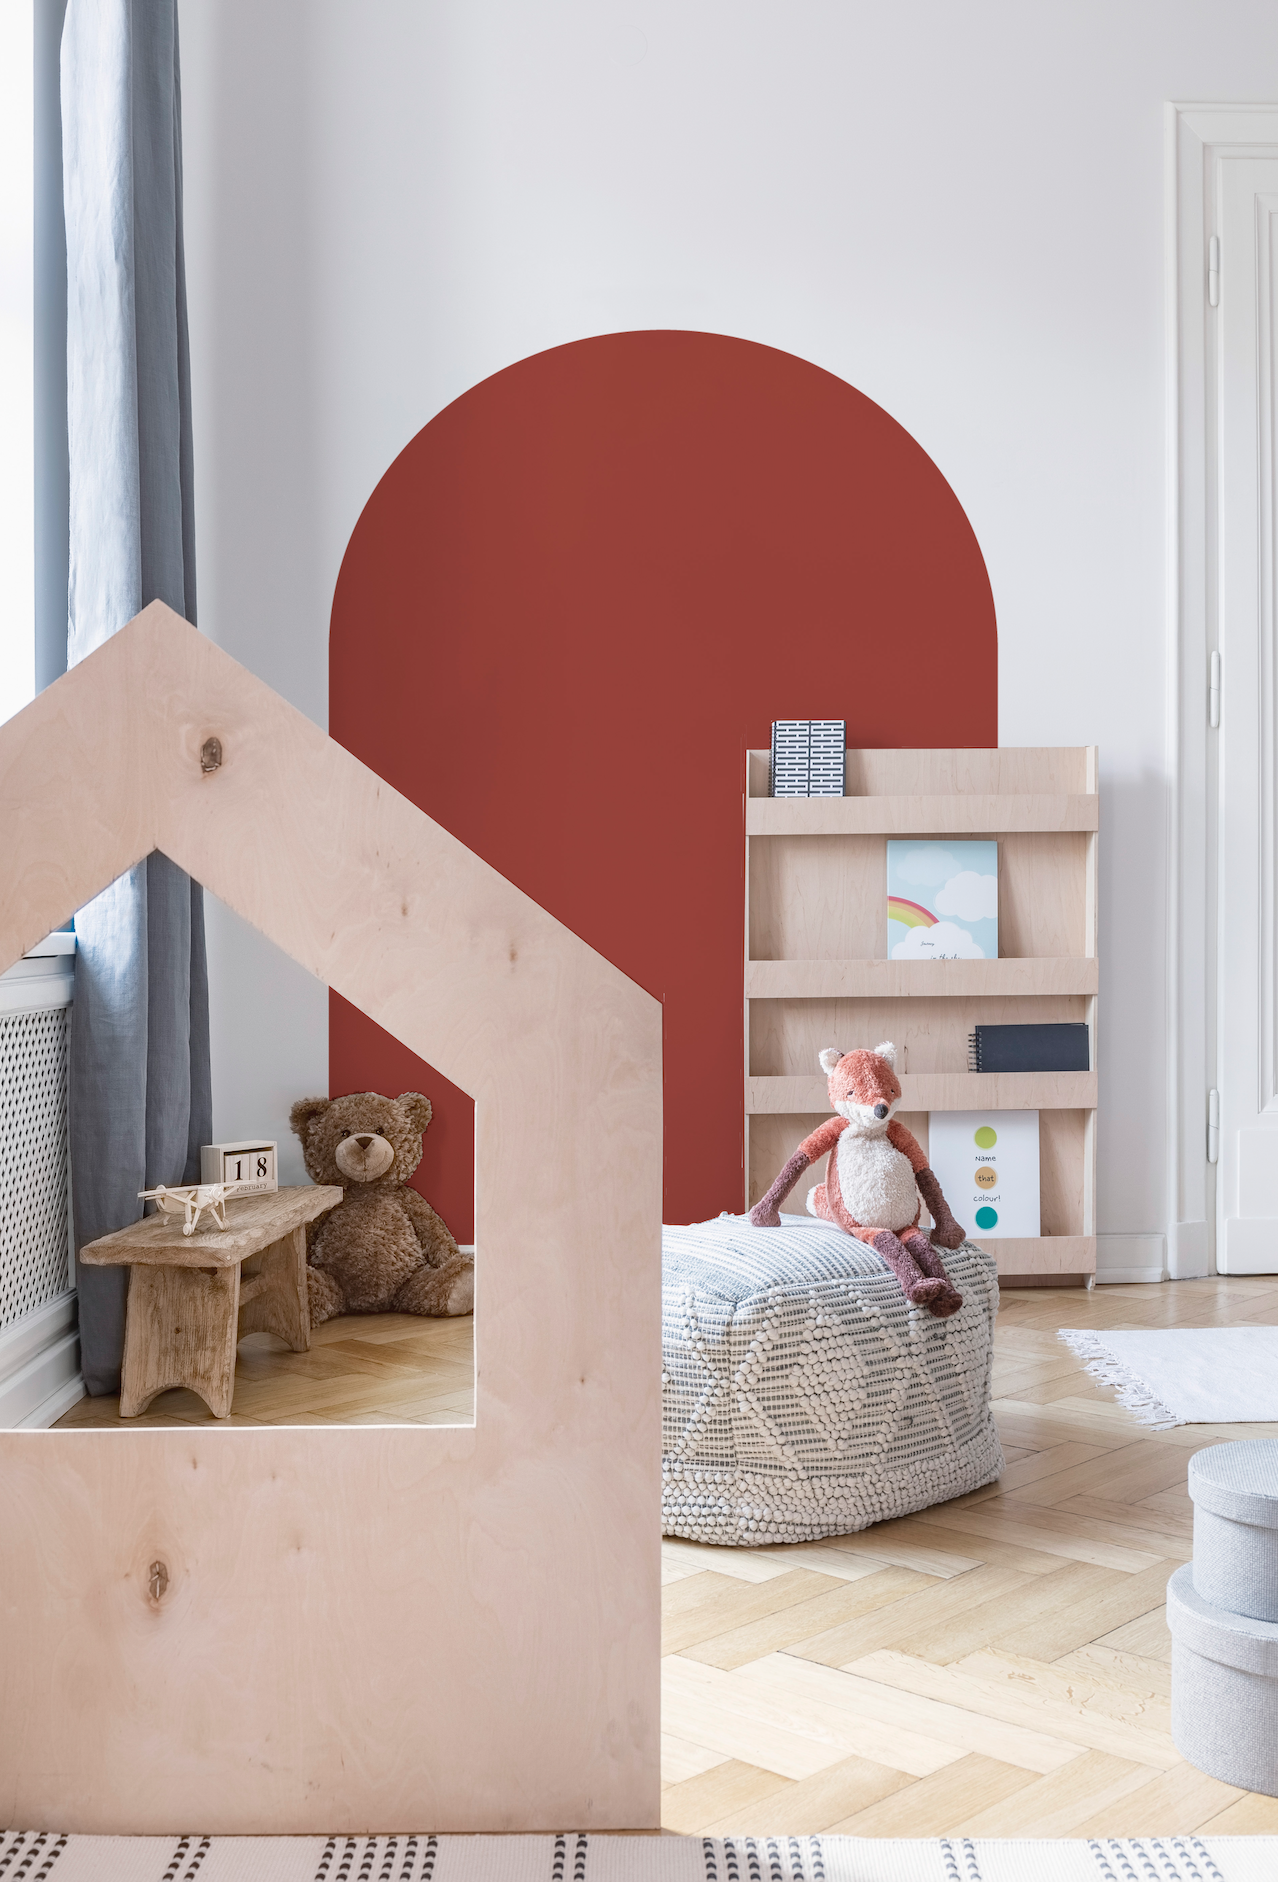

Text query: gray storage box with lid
(1168, 1563), (1278, 1795)
(1189, 1439), (1278, 1622)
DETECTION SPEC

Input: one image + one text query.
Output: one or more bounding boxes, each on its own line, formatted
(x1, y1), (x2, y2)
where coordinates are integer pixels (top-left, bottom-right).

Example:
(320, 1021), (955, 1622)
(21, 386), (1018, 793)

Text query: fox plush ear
(874, 1041), (898, 1068)
(818, 1047), (843, 1074)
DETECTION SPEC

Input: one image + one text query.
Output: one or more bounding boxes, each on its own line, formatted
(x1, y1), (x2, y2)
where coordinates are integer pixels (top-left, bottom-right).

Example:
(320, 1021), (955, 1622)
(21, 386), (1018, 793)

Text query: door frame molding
(1167, 103), (1278, 1277)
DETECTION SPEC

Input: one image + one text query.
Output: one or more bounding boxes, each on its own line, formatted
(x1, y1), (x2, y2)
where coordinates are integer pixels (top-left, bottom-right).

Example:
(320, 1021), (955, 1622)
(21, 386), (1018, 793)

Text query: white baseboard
(1095, 1232), (1168, 1285)
(18, 1370), (87, 1427)
(1168, 1219), (1210, 1279)
(0, 1292), (83, 1428)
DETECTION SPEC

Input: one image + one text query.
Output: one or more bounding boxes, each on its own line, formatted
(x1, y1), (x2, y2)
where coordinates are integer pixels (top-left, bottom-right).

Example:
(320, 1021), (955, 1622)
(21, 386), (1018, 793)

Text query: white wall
(178, 0), (1278, 1273)
(0, 1), (34, 727)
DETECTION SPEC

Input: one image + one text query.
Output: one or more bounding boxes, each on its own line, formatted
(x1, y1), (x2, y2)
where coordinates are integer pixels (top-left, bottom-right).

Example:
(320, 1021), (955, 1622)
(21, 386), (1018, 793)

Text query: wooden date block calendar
(201, 1138), (277, 1194)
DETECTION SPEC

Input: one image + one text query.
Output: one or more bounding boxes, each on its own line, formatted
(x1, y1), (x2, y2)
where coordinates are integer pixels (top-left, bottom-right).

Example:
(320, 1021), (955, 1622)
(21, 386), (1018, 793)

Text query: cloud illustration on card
(934, 869), (998, 923)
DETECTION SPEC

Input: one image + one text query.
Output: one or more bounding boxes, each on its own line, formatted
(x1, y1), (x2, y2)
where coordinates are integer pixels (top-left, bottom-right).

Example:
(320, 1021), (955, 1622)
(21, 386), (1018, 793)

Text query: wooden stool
(79, 1186), (342, 1418)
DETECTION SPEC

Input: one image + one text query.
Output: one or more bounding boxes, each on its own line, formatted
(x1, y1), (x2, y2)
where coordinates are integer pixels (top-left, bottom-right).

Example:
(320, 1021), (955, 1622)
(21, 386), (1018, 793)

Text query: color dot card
(925, 1109), (1040, 1238)
(887, 839), (998, 960)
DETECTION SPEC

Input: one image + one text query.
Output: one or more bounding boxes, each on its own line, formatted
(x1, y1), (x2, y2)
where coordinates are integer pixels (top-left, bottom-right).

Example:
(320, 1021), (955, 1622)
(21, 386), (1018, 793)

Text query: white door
(1218, 156), (1278, 1271)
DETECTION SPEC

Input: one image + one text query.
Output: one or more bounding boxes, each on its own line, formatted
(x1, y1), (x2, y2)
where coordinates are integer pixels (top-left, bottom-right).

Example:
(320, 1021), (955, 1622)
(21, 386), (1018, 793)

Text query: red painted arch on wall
(329, 330), (997, 1240)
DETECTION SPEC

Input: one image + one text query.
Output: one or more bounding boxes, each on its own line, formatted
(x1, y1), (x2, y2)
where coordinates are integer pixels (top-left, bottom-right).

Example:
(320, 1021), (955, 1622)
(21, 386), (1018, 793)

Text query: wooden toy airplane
(138, 1182), (231, 1236)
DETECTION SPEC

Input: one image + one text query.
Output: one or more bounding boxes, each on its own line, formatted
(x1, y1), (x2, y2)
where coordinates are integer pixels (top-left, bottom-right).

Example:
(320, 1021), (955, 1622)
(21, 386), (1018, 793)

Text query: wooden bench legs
(119, 1226), (311, 1419)
(236, 1225), (311, 1355)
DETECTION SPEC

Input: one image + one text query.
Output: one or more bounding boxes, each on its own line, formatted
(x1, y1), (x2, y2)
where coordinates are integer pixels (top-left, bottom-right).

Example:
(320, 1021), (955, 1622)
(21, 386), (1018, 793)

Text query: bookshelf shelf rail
(746, 794), (1098, 837)
(745, 958), (1099, 999)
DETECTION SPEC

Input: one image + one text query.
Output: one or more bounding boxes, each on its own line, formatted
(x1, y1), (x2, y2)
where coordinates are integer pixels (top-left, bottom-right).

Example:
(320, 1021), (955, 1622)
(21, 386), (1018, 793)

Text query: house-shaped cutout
(0, 603), (663, 1834)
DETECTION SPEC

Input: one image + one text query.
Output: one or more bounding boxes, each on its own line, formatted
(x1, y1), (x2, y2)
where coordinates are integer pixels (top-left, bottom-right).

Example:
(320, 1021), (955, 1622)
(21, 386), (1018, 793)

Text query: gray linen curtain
(63, 0), (212, 1394)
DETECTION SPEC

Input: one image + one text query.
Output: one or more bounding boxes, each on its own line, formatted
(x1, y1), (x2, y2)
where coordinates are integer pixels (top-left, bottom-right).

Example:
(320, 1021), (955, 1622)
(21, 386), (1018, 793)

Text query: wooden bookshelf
(744, 745), (1098, 1282)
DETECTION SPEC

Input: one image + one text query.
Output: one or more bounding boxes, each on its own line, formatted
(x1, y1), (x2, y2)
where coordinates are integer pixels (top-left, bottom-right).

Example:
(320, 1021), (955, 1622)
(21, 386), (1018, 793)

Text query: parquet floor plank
(788, 1564), (1034, 1669)
(659, 1762), (790, 1833)
(965, 1647), (1170, 1722)
(746, 1545), (911, 1583)
(789, 1527), (986, 1578)
(823, 1753), (1039, 1835)
(1004, 1440), (1193, 1510)
(1198, 1792), (1278, 1833)
(663, 1541), (793, 1584)
(658, 1735), (730, 1785)
(867, 1517), (1064, 1576)
(888, 1561), (1121, 1666)
(909, 1499), (1167, 1571)
(664, 1654), (963, 1777)
(662, 1570), (842, 1656)
(998, 1560), (1178, 1662)
(1069, 1765), (1245, 1835)
(1094, 1608), (1174, 1665)
(839, 1649), (1178, 1767)
(702, 1754), (913, 1834)
(1053, 1643), (1172, 1698)
(683, 1568), (941, 1671)
(953, 1750), (1159, 1837)
(736, 1655), (1082, 1772)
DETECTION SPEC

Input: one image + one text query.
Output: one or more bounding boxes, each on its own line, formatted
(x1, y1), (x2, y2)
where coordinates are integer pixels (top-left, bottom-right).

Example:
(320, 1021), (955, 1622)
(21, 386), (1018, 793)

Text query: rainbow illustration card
(887, 840), (998, 961)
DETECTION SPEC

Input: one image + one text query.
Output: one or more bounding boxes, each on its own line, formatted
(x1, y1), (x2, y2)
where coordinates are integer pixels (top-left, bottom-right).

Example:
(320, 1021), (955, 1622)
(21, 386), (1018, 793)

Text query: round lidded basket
(1168, 1563), (1278, 1795)
(1189, 1439), (1278, 1623)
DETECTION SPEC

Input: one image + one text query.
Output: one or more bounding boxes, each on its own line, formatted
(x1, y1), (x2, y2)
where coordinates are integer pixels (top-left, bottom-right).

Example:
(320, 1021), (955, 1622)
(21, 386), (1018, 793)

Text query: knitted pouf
(661, 1213), (1003, 1545)
(1168, 1561), (1278, 1795)
(1189, 1438), (1278, 1622)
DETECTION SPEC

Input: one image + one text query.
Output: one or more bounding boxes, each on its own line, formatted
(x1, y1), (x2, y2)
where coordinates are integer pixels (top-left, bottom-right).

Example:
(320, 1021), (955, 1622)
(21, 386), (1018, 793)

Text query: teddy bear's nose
(354, 1134), (374, 1149)
(873, 1103), (889, 1119)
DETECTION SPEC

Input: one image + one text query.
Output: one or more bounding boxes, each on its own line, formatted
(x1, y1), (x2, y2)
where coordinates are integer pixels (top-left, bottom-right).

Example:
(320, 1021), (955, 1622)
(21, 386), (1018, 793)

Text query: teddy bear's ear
(289, 1095), (331, 1140)
(873, 1041), (898, 1068)
(398, 1091), (433, 1135)
(818, 1047), (843, 1074)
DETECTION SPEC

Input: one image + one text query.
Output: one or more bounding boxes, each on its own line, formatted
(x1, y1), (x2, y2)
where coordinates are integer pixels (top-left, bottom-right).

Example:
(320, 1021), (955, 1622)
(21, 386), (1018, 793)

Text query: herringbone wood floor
(53, 1311), (476, 1426)
(660, 1276), (1278, 1838)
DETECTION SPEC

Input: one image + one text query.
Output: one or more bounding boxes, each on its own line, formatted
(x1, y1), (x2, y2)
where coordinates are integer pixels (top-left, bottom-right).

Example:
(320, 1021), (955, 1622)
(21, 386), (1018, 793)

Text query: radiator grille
(0, 1008), (71, 1331)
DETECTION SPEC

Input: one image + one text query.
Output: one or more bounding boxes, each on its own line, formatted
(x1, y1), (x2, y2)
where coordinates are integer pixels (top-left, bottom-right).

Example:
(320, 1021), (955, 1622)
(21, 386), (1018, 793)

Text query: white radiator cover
(0, 936), (82, 1427)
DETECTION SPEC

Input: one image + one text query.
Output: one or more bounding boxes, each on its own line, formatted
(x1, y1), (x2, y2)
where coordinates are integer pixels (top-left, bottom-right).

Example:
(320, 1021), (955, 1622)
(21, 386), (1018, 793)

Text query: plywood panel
(1040, 1111), (1089, 1237)
(0, 604), (664, 1834)
(748, 836), (884, 960)
(997, 834), (1090, 959)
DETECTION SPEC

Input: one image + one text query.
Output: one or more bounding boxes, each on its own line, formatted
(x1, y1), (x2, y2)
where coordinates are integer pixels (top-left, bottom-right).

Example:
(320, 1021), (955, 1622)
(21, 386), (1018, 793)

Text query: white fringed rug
(2, 1834), (1276, 1882)
(1059, 1326), (1278, 1427)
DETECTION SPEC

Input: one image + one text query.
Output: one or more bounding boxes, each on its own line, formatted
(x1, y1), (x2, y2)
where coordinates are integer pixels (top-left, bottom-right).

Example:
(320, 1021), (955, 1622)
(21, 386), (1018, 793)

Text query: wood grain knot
(148, 1560), (170, 1602)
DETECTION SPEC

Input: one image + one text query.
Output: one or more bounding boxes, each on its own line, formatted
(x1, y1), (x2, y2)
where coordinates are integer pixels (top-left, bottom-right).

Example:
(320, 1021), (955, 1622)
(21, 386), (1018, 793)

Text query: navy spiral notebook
(968, 1022), (1090, 1073)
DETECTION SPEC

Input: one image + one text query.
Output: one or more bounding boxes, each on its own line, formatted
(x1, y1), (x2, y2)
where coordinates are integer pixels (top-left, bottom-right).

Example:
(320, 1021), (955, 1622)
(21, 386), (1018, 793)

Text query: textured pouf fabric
(1189, 1439), (1278, 1622)
(661, 1213), (1003, 1545)
(1168, 1560), (1278, 1795)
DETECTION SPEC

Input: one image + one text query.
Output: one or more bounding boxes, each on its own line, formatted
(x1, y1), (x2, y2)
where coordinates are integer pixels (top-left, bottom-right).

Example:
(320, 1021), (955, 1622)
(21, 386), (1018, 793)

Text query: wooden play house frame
(0, 604), (663, 1834)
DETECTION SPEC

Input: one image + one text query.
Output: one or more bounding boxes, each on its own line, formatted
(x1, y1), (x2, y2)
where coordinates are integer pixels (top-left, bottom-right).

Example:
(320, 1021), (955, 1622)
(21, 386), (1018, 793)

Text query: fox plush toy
(750, 1041), (965, 1319)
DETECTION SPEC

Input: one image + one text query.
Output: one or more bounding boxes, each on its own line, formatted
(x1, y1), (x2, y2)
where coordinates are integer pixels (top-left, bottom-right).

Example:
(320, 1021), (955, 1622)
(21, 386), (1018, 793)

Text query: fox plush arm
(886, 1119), (965, 1250)
(749, 1117), (845, 1228)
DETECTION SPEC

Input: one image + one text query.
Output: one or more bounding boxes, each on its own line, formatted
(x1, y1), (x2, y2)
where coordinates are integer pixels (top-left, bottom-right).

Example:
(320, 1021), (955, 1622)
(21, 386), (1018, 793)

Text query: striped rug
(1, 1833), (1274, 1882)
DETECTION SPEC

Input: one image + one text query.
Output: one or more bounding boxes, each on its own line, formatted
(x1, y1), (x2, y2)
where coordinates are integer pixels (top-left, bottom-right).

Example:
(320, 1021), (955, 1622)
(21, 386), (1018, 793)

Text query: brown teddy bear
(289, 1090), (473, 1325)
